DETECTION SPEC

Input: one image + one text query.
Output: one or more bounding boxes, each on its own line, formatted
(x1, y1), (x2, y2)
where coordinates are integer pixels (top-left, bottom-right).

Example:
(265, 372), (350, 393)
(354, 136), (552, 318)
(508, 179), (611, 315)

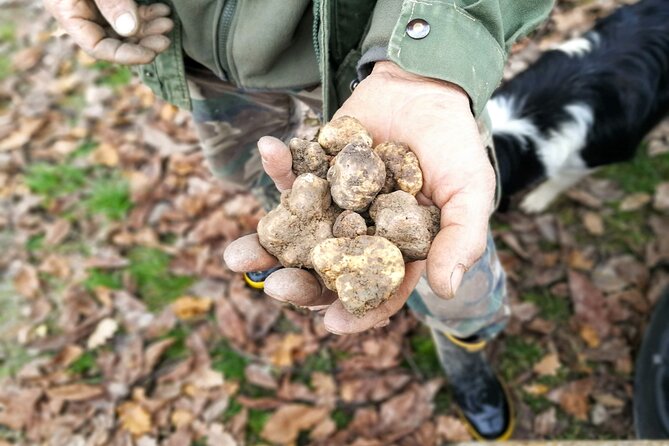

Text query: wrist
(371, 61), (471, 109)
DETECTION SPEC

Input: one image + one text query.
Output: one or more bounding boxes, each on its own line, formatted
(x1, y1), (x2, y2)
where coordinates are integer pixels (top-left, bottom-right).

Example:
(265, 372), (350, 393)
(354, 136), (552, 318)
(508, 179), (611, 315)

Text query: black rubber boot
(431, 329), (514, 441)
(243, 266), (282, 290)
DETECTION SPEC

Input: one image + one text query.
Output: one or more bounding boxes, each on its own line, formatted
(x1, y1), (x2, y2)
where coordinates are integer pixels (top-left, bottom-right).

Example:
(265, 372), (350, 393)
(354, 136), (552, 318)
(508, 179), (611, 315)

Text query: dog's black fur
(493, 0), (669, 208)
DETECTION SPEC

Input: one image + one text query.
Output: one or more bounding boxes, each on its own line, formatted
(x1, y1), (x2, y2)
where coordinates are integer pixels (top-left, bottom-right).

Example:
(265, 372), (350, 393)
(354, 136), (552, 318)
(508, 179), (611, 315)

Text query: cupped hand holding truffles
(225, 60), (497, 335)
(255, 116), (443, 320)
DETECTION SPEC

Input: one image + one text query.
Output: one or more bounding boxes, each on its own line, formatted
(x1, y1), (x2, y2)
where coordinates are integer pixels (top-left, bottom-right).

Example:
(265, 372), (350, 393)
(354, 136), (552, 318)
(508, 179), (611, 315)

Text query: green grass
(0, 22), (15, 42)
(26, 234), (45, 253)
(211, 341), (249, 382)
(332, 408), (353, 429)
(598, 144), (669, 194)
(499, 336), (544, 381)
(67, 351), (97, 375)
(0, 21), (16, 81)
(92, 61), (132, 88)
(127, 247), (194, 311)
(555, 415), (616, 440)
(0, 279), (35, 379)
(83, 269), (123, 291)
(223, 399), (243, 421)
(85, 176), (132, 220)
(521, 290), (571, 322)
(68, 140), (98, 160)
(0, 55), (10, 81)
(297, 350), (334, 384)
(62, 92), (86, 115)
(247, 409), (270, 443)
(434, 388), (452, 413)
(161, 325), (190, 362)
(536, 369), (569, 387)
(0, 343), (31, 379)
(599, 206), (651, 253)
(24, 163), (87, 199)
(523, 393), (553, 413)
(407, 329), (442, 378)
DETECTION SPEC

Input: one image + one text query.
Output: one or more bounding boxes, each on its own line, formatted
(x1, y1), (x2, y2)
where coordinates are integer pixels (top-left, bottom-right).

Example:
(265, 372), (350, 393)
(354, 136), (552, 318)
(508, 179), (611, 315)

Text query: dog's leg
(520, 168), (592, 213)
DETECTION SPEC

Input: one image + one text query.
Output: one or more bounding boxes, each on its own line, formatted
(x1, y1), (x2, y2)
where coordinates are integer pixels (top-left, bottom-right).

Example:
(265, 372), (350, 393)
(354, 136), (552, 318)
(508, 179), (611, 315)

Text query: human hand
(44, 0), (174, 64)
(224, 61), (496, 334)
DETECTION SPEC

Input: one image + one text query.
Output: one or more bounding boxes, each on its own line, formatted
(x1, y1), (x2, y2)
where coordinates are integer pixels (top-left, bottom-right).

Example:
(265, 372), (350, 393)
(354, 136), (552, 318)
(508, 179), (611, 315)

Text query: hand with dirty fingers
(43, 0), (173, 64)
(224, 61), (496, 335)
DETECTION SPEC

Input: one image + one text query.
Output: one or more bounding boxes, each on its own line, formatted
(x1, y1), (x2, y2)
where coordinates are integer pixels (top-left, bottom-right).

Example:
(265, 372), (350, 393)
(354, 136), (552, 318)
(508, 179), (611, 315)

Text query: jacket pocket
(133, 0), (192, 110)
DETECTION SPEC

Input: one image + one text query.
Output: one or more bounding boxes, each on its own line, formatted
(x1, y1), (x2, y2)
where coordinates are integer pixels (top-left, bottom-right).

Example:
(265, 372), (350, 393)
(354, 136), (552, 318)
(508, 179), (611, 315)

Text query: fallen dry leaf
(579, 324), (601, 348)
(117, 401), (152, 436)
(11, 46), (43, 72)
(270, 333), (305, 367)
(619, 192), (651, 211)
(261, 404), (328, 444)
(0, 117), (45, 152)
(0, 387), (42, 430)
(171, 409), (194, 429)
(582, 211), (604, 236)
(90, 143), (120, 167)
(523, 383), (550, 396)
(44, 219), (71, 246)
(46, 383), (104, 401)
(171, 296), (213, 320)
(378, 381), (441, 442)
(534, 407), (557, 436)
(653, 182), (669, 212)
(568, 249), (595, 271)
(12, 262), (40, 298)
(568, 271), (612, 339)
(245, 364), (278, 390)
(86, 317), (119, 349)
(548, 378), (593, 421)
(533, 353), (561, 376)
(435, 415), (472, 442)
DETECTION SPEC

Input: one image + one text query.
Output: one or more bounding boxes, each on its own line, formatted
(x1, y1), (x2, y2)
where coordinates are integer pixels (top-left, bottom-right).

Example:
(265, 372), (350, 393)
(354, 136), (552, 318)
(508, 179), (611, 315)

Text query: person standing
(43, 0), (553, 439)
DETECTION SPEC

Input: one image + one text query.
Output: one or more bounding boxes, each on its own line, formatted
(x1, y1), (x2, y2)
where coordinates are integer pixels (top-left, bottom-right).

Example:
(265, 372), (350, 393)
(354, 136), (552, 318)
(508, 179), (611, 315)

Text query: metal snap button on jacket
(406, 18), (430, 39)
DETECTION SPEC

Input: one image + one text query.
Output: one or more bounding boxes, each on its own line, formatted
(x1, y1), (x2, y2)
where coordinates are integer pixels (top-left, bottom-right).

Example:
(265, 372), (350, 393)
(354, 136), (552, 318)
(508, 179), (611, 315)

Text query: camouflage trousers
(187, 67), (509, 340)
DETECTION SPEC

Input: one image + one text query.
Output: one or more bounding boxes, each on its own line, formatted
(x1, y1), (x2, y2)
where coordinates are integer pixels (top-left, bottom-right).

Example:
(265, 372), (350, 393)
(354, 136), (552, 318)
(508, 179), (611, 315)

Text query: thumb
(258, 136), (296, 192)
(427, 182), (493, 299)
(95, 0), (140, 36)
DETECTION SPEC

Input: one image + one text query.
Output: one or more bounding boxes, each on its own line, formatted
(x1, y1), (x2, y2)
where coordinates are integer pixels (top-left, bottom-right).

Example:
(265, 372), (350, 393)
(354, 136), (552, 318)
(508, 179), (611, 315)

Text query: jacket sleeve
(360, 0), (554, 116)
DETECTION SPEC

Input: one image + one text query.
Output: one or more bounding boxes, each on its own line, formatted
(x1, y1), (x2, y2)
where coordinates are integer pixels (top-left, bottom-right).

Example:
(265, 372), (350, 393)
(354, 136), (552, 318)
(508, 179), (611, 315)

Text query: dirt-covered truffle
(257, 173), (337, 268)
(289, 138), (330, 178)
(369, 191), (440, 261)
(318, 116), (373, 156)
(311, 235), (405, 317)
(374, 141), (423, 195)
(327, 143), (386, 212)
(333, 210), (367, 238)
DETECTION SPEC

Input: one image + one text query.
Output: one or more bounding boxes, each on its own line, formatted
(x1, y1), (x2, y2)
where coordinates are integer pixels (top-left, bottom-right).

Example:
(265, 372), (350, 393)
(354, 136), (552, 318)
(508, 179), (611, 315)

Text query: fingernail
(373, 319), (390, 329)
(325, 324), (344, 336)
(449, 263), (466, 298)
(115, 12), (137, 36)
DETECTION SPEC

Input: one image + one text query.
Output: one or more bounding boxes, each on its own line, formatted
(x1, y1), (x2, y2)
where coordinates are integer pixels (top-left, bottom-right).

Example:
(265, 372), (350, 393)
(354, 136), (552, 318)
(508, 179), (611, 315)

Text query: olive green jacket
(135, 0), (553, 119)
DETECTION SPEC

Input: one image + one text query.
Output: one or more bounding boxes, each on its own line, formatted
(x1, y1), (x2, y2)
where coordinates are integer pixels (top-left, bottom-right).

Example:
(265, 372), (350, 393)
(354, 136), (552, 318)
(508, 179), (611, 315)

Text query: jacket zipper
(312, 0), (321, 64)
(217, 0), (238, 82)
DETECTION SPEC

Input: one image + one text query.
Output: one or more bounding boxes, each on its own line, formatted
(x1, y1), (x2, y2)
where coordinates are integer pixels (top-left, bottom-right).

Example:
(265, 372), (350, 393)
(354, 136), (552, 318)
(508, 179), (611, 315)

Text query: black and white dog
(491, 0), (669, 212)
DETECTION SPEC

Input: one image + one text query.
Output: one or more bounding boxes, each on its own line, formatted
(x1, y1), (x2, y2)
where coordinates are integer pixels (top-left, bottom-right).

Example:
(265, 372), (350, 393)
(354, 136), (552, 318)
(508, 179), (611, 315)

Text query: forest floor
(2, 0), (668, 444)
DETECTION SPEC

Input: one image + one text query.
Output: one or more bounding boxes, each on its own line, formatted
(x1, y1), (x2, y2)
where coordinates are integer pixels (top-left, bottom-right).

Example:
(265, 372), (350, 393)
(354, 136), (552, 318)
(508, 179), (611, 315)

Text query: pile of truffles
(257, 116), (440, 317)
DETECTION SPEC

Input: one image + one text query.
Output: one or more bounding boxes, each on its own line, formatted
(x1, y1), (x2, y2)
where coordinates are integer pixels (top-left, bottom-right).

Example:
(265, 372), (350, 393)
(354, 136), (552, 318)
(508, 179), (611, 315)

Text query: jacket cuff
(356, 46), (389, 80)
(363, 1), (506, 117)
